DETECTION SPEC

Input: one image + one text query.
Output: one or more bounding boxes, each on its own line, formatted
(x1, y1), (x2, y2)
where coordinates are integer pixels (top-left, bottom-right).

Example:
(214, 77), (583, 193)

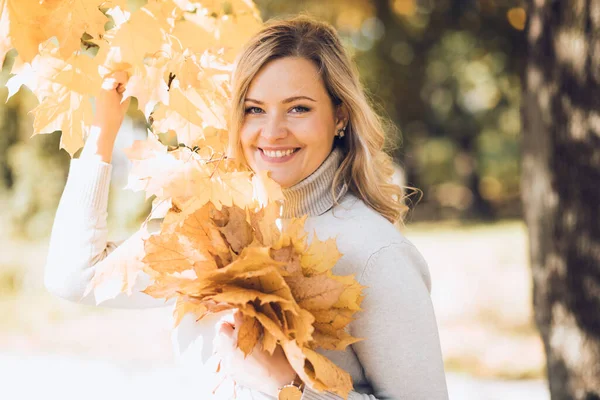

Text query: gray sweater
(44, 148), (449, 400)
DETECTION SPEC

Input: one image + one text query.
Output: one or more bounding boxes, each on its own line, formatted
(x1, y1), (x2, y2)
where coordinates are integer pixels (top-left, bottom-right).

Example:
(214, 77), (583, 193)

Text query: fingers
(100, 70), (130, 92)
(218, 320), (235, 337)
(233, 310), (244, 329)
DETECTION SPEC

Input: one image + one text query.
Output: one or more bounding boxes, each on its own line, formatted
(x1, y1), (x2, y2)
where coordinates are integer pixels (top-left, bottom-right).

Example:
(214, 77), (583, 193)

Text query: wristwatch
(277, 375), (305, 400)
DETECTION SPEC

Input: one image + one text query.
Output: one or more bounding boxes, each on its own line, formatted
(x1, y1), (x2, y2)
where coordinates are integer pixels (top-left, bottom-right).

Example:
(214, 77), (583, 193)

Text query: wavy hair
(227, 14), (408, 223)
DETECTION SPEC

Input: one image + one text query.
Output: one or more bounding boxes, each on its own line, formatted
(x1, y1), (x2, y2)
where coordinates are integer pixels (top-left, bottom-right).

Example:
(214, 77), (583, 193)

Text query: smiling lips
(258, 147), (300, 163)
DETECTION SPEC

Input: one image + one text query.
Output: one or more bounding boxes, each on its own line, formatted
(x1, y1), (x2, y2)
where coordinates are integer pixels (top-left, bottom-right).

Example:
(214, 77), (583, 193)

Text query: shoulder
(307, 193), (404, 247)
(306, 194), (432, 293)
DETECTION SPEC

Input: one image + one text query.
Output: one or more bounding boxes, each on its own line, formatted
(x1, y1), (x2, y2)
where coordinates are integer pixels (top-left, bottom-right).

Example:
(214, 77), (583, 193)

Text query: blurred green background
(0, 0), (548, 399)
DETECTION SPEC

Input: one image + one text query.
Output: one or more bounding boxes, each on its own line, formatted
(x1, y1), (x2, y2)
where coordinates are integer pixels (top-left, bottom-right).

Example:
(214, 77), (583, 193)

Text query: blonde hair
(228, 14), (408, 224)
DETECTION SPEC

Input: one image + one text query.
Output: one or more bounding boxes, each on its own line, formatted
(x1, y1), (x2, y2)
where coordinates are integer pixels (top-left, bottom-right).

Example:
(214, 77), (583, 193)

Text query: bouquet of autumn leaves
(84, 136), (365, 398)
(1, 0), (365, 396)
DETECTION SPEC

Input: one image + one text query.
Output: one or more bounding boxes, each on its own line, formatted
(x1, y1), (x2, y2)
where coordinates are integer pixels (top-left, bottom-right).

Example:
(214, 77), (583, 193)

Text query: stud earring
(337, 125), (346, 138)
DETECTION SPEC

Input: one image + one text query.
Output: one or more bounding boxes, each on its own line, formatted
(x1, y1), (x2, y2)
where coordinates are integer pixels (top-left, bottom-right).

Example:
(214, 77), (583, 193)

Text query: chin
(269, 173), (297, 189)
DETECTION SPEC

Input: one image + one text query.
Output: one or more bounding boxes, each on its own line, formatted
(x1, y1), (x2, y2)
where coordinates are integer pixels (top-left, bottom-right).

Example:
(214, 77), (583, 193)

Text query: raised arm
(43, 156), (173, 308)
(44, 71), (173, 309)
(302, 241), (449, 400)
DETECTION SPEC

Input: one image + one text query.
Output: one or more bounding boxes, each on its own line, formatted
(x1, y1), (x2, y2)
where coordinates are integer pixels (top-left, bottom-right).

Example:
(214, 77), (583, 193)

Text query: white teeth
(263, 149), (296, 158)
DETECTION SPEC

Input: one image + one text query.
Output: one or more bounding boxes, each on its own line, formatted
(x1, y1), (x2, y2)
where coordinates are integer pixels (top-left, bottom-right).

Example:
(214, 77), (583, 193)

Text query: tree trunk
(522, 1), (600, 398)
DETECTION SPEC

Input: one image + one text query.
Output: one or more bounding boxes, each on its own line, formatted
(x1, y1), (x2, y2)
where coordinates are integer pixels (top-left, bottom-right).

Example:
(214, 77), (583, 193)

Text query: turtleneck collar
(281, 147), (348, 219)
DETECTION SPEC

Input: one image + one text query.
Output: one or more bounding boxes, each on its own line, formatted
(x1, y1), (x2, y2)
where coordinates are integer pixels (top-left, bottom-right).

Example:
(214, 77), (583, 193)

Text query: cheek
(239, 126), (257, 164)
(297, 116), (334, 145)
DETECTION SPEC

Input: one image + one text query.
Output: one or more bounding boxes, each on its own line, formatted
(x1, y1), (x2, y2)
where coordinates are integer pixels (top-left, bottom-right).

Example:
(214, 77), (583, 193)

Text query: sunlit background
(0, 0), (548, 399)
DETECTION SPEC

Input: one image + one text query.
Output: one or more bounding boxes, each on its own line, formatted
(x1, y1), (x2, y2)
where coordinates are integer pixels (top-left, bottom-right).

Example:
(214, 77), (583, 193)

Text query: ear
(334, 103), (349, 132)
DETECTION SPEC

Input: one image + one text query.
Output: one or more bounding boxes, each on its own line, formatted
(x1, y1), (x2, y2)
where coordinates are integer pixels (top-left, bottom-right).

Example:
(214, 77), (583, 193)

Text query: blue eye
(245, 106), (263, 114)
(291, 105), (310, 113)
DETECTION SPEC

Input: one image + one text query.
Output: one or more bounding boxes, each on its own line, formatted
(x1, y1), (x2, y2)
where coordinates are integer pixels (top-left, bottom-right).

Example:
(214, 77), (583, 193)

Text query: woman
(44, 15), (449, 400)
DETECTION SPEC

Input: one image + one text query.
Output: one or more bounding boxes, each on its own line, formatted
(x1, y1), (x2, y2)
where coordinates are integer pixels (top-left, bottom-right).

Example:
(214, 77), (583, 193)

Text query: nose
(260, 113), (288, 141)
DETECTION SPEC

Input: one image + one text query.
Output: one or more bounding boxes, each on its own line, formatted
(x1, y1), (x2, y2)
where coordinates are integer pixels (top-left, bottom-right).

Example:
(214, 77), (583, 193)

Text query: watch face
(278, 385), (303, 400)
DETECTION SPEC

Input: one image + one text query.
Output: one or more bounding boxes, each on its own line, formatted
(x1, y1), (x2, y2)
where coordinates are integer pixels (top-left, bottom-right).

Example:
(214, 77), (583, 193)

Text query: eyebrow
(244, 96), (317, 104)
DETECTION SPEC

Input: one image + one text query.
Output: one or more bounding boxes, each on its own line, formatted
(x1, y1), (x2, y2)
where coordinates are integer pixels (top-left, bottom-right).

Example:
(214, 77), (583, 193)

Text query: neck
(281, 147), (347, 218)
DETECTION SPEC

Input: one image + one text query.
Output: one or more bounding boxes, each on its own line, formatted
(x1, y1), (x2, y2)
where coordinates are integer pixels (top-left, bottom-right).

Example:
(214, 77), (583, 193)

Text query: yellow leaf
(173, 295), (208, 327)
(31, 89), (93, 156)
(252, 169), (284, 207)
(311, 309), (354, 336)
(6, 43), (67, 101)
(52, 53), (102, 96)
(218, 206), (253, 254)
(181, 1), (263, 63)
(270, 245), (302, 276)
(84, 226), (151, 300)
(282, 341), (353, 398)
(174, 203), (231, 266)
(261, 328), (278, 355)
(237, 314), (261, 356)
(330, 274), (366, 311)
(207, 286), (293, 309)
(123, 64), (169, 118)
(285, 274), (345, 311)
(142, 232), (214, 274)
(123, 132), (168, 161)
(250, 202), (282, 247)
(95, 2), (168, 68)
(311, 330), (363, 352)
(301, 235), (342, 276)
(7, 0), (108, 62)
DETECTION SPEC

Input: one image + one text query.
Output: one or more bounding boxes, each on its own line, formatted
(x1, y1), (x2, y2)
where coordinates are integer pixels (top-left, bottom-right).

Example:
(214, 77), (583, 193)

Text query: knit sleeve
(43, 157), (174, 309)
(301, 241), (449, 400)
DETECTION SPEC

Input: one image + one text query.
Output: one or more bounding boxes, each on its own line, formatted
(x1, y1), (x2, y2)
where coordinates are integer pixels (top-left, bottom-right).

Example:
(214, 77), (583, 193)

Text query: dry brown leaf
(271, 245), (303, 276)
(237, 314), (262, 356)
(261, 328), (278, 355)
(286, 274), (346, 311)
(301, 235), (343, 276)
(250, 202), (281, 246)
(330, 274), (366, 311)
(83, 226), (150, 301)
(143, 233), (213, 274)
(311, 330), (363, 352)
(311, 309), (354, 336)
(282, 341), (353, 398)
(173, 295), (208, 327)
(218, 206), (253, 254)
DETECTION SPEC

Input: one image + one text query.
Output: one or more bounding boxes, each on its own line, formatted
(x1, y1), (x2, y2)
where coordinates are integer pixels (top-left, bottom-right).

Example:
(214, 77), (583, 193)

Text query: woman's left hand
(213, 311), (298, 397)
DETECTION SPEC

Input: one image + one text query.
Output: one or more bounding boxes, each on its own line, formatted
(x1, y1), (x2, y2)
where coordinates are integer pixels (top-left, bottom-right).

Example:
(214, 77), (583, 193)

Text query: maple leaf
(250, 202), (282, 247)
(142, 232), (216, 275)
(6, 43), (68, 101)
(252, 169), (284, 207)
(52, 52), (102, 96)
(286, 274), (346, 311)
(282, 340), (353, 398)
(180, 0), (263, 62)
(6, 0), (108, 62)
(122, 63), (170, 119)
(312, 330), (363, 352)
(95, 1), (169, 69)
(83, 226), (151, 304)
(31, 88), (93, 156)
(217, 206), (253, 254)
(301, 234), (343, 276)
(237, 313), (262, 356)
(123, 132), (168, 161)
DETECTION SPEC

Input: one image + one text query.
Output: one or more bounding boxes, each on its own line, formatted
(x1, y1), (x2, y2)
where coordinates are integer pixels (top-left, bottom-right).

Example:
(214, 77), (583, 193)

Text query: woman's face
(240, 56), (346, 188)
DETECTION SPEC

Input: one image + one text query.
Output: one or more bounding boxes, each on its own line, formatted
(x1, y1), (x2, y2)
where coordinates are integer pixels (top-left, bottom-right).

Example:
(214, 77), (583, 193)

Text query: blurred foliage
(0, 0), (527, 240)
(256, 0), (526, 221)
